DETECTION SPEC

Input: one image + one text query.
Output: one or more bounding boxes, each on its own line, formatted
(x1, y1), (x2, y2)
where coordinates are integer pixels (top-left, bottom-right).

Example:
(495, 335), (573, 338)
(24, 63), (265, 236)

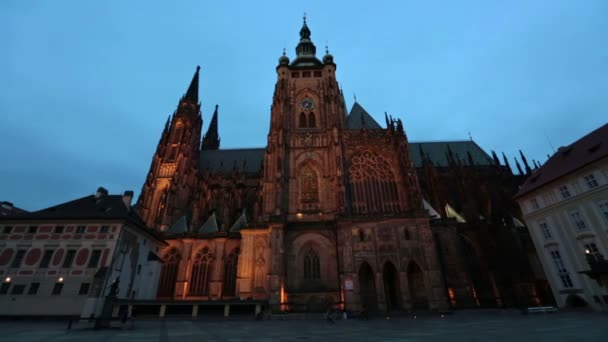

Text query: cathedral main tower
(261, 16), (348, 222)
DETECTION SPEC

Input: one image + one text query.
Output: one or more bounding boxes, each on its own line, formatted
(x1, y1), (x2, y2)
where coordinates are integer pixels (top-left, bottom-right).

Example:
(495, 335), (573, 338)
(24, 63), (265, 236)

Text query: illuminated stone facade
(136, 18), (546, 312)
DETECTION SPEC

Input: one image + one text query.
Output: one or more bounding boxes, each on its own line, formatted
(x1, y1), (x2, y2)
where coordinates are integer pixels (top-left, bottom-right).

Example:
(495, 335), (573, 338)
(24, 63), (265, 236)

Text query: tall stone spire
(202, 104), (220, 150)
(182, 66), (200, 103)
(295, 15), (317, 58)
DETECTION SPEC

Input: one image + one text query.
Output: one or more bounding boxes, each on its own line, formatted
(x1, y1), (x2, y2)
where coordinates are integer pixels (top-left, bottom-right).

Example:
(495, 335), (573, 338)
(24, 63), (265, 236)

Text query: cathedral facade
(136, 19), (547, 313)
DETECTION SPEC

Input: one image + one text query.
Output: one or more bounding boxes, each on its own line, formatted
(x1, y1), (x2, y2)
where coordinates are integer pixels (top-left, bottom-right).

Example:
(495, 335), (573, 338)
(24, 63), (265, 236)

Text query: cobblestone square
(0, 311), (606, 342)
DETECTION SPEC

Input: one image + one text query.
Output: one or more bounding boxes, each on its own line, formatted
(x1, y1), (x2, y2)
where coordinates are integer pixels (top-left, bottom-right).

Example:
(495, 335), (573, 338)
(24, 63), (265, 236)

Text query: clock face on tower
(300, 97), (315, 111)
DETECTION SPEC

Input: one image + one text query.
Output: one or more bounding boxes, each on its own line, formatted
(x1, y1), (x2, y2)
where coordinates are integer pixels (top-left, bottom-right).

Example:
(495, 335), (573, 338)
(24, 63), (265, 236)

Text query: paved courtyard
(0, 310), (606, 341)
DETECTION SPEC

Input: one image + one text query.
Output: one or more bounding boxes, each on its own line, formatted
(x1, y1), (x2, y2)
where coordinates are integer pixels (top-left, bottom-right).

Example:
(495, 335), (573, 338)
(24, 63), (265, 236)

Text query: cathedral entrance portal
(358, 262), (377, 311)
(382, 262), (401, 311)
(407, 261), (429, 309)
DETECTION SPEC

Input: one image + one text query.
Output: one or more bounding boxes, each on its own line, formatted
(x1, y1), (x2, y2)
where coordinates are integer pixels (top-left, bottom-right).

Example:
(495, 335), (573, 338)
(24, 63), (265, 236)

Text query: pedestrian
(361, 305), (369, 320)
(325, 308), (335, 324)
(120, 309), (128, 329)
(129, 307), (136, 330)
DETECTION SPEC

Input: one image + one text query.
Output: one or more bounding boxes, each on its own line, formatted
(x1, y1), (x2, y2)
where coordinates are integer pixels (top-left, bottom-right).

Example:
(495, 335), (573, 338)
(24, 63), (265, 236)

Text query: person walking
(325, 308), (335, 324)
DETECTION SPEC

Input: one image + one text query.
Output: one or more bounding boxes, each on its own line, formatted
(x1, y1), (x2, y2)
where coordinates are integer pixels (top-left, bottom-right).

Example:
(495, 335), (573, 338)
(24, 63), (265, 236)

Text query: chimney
(95, 187), (108, 199)
(122, 190), (134, 210)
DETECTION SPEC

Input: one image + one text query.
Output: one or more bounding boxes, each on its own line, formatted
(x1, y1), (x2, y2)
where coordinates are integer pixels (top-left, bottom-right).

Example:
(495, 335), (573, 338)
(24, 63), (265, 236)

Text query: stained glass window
(303, 248), (320, 280)
(301, 167), (319, 203)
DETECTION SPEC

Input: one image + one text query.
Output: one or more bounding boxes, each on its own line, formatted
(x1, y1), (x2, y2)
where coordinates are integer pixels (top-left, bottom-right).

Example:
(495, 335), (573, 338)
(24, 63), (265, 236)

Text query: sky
(1, 0), (607, 211)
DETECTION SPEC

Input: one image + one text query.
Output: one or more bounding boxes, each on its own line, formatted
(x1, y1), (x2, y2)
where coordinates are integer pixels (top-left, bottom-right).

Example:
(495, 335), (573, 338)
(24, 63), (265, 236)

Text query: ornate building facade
(136, 18), (548, 313)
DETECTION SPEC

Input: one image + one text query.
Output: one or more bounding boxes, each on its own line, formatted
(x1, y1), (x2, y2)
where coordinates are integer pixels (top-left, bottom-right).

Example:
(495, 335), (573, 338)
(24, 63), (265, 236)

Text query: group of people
(325, 305), (369, 324)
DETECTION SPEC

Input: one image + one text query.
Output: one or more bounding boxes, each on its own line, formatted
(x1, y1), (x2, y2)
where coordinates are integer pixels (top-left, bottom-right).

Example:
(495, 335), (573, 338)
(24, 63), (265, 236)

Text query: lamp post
(579, 250), (608, 289)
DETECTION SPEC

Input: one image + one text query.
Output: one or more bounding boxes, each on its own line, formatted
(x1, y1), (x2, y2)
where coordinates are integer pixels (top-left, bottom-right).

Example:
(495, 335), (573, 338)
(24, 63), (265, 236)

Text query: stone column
(237, 232), (255, 299)
(175, 240), (192, 298)
(210, 238), (227, 299)
(268, 224), (284, 312)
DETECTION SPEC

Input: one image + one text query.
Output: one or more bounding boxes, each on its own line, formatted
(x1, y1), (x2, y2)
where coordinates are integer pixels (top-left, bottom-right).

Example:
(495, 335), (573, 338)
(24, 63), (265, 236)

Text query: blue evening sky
(1, 0), (606, 210)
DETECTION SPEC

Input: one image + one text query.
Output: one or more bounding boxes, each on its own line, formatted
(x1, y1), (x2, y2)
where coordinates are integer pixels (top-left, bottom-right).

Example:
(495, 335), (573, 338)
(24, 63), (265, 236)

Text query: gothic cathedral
(136, 18), (546, 313)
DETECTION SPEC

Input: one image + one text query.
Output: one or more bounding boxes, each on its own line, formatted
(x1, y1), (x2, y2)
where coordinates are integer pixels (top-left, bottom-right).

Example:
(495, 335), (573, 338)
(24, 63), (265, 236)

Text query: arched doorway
(358, 262), (377, 311)
(565, 295), (588, 309)
(383, 262), (401, 311)
(157, 248), (181, 298)
(407, 261), (428, 309)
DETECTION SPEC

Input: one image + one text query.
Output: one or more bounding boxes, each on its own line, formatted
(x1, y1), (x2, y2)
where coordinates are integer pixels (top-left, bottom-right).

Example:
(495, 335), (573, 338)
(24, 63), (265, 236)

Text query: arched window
(303, 248), (320, 280)
(300, 167), (319, 203)
(349, 152), (400, 214)
(171, 124), (183, 144)
(157, 248), (181, 297)
(222, 249), (239, 297)
(308, 112), (316, 127)
(189, 247), (214, 296)
(299, 112), (307, 128)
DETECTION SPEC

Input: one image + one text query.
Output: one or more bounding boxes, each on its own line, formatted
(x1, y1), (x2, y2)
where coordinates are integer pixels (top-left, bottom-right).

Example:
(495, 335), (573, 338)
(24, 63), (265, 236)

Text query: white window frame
(549, 249), (574, 288)
(538, 220), (552, 240)
(559, 185), (571, 199)
(569, 210), (588, 231)
(583, 241), (601, 259)
(584, 174), (599, 189)
(530, 198), (540, 210)
(597, 200), (608, 224)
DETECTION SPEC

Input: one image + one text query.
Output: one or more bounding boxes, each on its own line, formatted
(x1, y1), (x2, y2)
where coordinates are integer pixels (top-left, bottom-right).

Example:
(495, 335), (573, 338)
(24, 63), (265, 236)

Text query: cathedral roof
(198, 141), (493, 174)
(199, 148), (265, 174)
(229, 209), (248, 232)
(409, 141), (493, 167)
(198, 213), (219, 233)
(345, 102), (383, 129)
(168, 215), (188, 234)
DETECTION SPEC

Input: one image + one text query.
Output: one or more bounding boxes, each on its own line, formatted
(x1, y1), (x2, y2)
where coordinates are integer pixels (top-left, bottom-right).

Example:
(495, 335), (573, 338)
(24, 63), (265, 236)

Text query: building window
(54, 226), (64, 234)
(11, 285), (25, 295)
(584, 174), (599, 189)
(292, 72), (300, 78)
(63, 250), (76, 268)
(349, 152), (400, 214)
(300, 166), (319, 203)
(549, 250), (574, 288)
(539, 221), (552, 239)
(308, 112), (316, 127)
(569, 210), (588, 231)
(11, 250), (26, 268)
(100, 226), (110, 234)
(584, 242), (601, 260)
(559, 185), (571, 199)
(222, 249), (239, 297)
(39, 250), (55, 268)
(28, 283), (40, 295)
(530, 198), (539, 210)
(79, 283), (90, 295)
(167, 145), (178, 162)
(303, 248), (321, 280)
(598, 201), (608, 223)
(2, 226), (12, 234)
(299, 112), (307, 128)
(302, 71), (311, 78)
(189, 247), (214, 296)
(88, 250), (102, 268)
(51, 283), (64, 295)
(76, 226), (86, 234)
(28, 226), (37, 234)
(313, 71), (322, 77)
(137, 265), (142, 275)
(0, 283), (10, 295)
(157, 248), (181, 297)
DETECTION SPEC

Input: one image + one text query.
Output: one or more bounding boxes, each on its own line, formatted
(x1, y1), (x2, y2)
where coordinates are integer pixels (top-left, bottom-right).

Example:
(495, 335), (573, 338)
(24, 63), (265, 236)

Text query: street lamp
(580, 250), (608, 289)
